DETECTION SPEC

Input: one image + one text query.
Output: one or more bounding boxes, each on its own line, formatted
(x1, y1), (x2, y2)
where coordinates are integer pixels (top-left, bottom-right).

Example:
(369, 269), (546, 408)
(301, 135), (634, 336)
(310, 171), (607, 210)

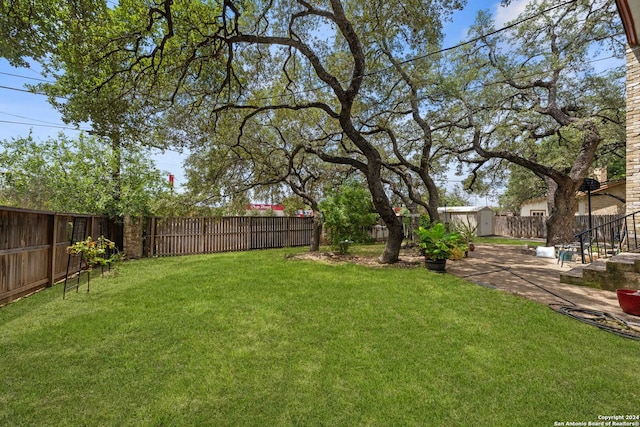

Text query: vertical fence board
(493, 215), (619, 240)
(143, 216), (312, 257)
(0, 207), (122, 305)
(2, 209), (309, 304)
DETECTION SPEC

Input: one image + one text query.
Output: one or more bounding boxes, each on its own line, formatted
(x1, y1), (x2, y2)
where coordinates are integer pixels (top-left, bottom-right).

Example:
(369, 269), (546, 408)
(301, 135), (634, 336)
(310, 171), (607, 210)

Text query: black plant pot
(425, 258), (447, 272)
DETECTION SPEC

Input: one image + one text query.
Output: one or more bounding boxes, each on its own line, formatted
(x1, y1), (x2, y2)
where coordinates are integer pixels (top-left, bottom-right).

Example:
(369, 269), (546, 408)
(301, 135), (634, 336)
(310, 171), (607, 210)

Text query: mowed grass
(473, 236), (544, 246)
(1, 248), (638, 426)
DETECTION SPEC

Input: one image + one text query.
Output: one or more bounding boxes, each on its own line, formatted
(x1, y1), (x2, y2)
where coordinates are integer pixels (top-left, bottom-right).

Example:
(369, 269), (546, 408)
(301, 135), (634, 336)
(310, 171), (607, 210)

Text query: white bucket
(536, 246), (556, 259)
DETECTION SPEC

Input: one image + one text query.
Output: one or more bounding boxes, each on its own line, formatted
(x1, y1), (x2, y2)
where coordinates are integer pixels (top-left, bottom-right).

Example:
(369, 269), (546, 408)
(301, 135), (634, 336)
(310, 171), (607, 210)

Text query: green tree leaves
(0, 134), (170, 216)
(450, 0), (625, 243)
(319, 179), (378, 251)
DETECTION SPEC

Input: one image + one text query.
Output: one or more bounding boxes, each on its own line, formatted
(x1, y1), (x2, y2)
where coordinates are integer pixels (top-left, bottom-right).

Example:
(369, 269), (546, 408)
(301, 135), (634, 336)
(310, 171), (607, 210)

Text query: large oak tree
(450, 0), (625, 245)
(15, 0), (464, 263)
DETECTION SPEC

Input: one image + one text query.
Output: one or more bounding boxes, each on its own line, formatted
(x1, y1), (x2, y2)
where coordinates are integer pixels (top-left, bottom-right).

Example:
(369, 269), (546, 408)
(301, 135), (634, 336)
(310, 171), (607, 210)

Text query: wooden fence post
(89, 216), (95, 239)
(47, 213), (58, 287)
(200, 217), (205, 254)
(150, 217), (156, 257)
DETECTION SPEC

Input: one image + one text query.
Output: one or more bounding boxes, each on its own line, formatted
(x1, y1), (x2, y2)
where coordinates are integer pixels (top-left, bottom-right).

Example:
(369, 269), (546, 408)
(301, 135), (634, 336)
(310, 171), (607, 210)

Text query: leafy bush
(319, 180), (378, 253)
(451, 217), (478, 243)
(67, 235), (119, 270)
(415, 223), (466, 260)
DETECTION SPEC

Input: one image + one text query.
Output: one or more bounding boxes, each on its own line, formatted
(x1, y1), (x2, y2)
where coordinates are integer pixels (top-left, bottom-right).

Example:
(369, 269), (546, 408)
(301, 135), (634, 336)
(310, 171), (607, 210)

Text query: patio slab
(445, 243), (639, 324)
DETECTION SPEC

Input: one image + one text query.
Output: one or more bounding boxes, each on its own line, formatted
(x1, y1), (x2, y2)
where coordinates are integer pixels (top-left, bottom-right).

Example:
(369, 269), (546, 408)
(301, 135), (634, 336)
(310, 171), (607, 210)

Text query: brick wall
(626, 45), (640, 215)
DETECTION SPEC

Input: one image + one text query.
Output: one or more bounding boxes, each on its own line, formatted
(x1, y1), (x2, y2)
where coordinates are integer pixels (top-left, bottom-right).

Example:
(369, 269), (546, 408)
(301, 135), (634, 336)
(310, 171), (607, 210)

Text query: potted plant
(453, 218), (478, 253)
(415, 223), (466, 272)
(67, 235), (118, 287)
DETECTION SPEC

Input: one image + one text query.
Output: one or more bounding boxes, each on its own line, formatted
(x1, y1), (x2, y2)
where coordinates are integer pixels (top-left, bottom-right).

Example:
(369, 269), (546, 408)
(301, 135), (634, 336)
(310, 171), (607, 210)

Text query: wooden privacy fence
(494, 216), (546, 238)
(494, 215), (619, 239)
(0, 206), (123, 305)
(144, 216), (314, 257)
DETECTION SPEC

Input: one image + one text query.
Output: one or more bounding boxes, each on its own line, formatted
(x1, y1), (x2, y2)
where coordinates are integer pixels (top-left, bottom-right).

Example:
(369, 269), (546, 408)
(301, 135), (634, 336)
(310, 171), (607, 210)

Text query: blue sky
(0, 0), (623, 203)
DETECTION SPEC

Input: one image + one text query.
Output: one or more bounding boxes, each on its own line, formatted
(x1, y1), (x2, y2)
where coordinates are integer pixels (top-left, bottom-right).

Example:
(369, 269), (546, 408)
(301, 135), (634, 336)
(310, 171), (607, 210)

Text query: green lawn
(1, 248), (638, 426)
(473, 236), (544, 246)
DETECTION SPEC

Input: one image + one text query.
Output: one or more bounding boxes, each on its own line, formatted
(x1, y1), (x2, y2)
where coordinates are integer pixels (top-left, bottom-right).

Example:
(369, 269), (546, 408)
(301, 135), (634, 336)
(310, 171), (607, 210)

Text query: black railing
(574, 211), (640, 263)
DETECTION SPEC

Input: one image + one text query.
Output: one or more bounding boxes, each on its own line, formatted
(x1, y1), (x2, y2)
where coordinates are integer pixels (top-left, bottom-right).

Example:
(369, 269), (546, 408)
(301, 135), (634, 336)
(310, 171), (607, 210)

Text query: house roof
(437, 206), (493, 213)
(520, 180), (626, 205)
(616, 0), (640, 47)
(521, 196), (546, 206)
(576, 179), (625, 197)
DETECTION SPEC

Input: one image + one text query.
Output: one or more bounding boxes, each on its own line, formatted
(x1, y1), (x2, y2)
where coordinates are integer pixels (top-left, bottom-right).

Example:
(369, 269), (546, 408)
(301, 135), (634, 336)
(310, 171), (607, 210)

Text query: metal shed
(437, 206), (495, 237)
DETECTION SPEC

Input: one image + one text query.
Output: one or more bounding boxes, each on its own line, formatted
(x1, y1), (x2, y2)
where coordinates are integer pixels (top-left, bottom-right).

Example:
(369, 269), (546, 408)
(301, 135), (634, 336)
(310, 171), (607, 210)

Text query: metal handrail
(574, 211), (640, 263)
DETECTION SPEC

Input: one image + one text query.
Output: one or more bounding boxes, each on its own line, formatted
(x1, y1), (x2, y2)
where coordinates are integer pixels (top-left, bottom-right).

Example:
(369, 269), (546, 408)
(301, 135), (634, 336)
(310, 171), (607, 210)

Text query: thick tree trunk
(338, 115), (403, 263)
(309, 215), (322, 252)
(543, 123), (601, 246)
(380, 217), (404, 263)
(367, 171), (403, 264)
(369, 196), (403, 263)
(422, 172), (441, 222)
(545, 177), (579, 246)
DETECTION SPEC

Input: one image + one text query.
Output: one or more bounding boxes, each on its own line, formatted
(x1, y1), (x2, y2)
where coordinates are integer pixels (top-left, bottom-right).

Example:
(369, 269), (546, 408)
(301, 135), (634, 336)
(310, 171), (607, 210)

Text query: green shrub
(415, 222), (466, 260)
(319, 180), (378, 253)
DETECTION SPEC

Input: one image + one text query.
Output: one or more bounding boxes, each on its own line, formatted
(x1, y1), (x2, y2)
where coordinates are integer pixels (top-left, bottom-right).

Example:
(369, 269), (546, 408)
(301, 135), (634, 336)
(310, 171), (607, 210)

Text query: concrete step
(606, 253), (640, 273)
(559, 264), (588, 286)
(560, 260), (607, 288)
(560, 253), (640, 290)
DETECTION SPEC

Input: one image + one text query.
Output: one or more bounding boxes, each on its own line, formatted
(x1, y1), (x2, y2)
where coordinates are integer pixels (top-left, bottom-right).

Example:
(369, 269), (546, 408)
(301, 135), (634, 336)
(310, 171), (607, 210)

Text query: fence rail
(493, 215), (619, 239)
(144, 216), (313, 257)
(6, 206), (619, 305)
(0, 206), (122, 305)
(2, 209), (313, 304)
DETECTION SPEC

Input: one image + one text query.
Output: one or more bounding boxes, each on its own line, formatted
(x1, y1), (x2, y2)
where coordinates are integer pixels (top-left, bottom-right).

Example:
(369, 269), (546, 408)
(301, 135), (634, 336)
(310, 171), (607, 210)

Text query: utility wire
(0, 111), (66, 126)
(385, 0), (579, 68)
(0, 85), (48, 95)
(0, 0), (618, 106)
(0, 119), (88, 132)
(1, 50), (618, 107)
(248, 0), (584, 101)
(0, 0), (621, 131)
(0, 71), (53, 83)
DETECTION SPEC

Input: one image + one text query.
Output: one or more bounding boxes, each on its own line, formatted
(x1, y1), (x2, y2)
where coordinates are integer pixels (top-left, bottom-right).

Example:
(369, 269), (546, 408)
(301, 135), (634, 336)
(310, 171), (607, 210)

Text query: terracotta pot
(616, 289), (640, 316)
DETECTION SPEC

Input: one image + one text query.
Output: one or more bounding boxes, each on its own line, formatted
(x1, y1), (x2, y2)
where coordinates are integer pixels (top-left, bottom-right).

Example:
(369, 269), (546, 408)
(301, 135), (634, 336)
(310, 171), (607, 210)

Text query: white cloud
(443, 1), (538, 46)
(493, 0), (536, 28)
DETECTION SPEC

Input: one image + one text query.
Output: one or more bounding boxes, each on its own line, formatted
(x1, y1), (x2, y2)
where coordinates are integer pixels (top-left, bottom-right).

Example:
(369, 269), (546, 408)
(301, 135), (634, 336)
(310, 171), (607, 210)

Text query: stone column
(626, 44), (640, 216)
(123, 214), (143, 259)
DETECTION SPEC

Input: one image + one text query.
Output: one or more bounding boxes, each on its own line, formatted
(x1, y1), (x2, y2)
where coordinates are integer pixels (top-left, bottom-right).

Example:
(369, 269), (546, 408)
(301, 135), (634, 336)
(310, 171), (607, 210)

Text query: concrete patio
(445, 243), (640, 324)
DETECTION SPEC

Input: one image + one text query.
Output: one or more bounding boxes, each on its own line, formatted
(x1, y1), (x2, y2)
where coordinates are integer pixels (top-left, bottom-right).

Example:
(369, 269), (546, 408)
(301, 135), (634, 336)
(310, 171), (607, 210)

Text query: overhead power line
(0, 119), (88, 132)
(393, 0), (579, 68)
(0, 71), (53, 83)
(0, 111), (65, 126)
(245, 0), (584, 101)
(0, 0), (618, 120)
(0, 85), (48, 95)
